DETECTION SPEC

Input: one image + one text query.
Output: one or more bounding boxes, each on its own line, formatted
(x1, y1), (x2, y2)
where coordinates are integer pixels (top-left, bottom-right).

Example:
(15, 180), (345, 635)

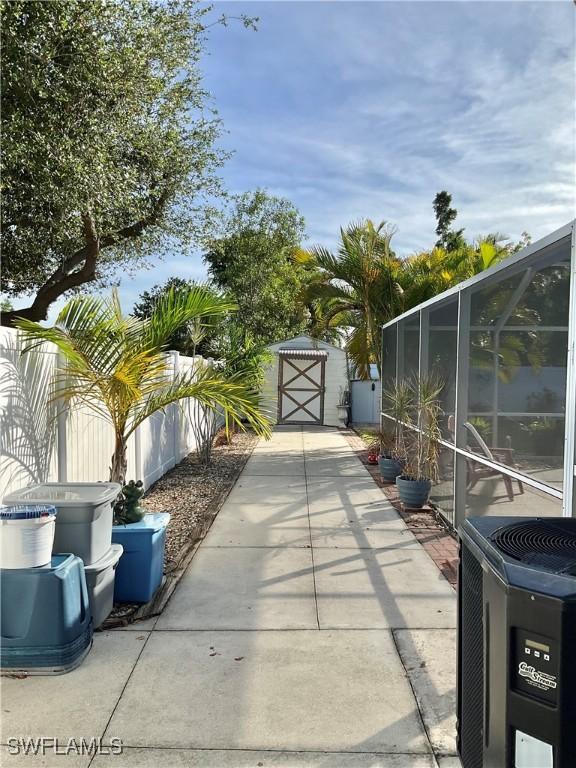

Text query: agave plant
(16, 287), (271, 483)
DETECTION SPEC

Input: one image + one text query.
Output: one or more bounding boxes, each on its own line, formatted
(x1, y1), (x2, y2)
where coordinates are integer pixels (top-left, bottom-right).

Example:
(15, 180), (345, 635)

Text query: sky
(47, 0), (576, 318)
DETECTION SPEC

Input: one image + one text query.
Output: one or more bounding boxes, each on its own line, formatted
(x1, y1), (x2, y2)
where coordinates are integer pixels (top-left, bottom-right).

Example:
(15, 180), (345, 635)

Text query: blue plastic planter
(378, 455), (404, 483)
(112, 513), (170, 603)
(396, 476), (432, 509)
(1, 554), (93, 674)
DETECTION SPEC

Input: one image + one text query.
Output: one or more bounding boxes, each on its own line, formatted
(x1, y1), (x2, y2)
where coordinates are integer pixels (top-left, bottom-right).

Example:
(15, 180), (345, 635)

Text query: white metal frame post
(454, 290), (471, 530)
(561, 222), (576, 516)
(397, 321), (405, 380)
(419, 309), (429, 380)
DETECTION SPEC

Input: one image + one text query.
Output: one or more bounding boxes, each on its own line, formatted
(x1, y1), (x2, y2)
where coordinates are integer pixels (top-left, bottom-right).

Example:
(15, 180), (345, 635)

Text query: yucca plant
(383, 375), (443, 505)
(379, 379), (414, 482)
(406, 374), (443, 483)
(382, 378), (414, 462)
(16, 287), (272, 484)
(383, 375), (444, 474)
(359, 427), (395, 457)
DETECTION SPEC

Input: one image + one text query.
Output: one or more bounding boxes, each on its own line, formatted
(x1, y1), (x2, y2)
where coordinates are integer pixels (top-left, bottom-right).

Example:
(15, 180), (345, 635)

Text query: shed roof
(267, 334), (345, 353)
(278, 348), (328, 359)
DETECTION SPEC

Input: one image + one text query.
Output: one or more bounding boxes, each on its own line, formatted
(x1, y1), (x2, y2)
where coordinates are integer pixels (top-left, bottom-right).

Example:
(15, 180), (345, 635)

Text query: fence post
(56, 408), (67, 482)
(134, 425), (142, 487)
(56, 353), (68, 482)
(172, 350), (180, 465)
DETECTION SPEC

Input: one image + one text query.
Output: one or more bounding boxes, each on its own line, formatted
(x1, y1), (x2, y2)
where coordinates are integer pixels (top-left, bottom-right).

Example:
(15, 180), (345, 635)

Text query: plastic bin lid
(50, 554), (76, 569)
(2, 554), (75, 573)
(0, 504), (57, 520)
(112, 512), (170, 533)
(3, 482), (121, 506)
(84, 544), (124, 573)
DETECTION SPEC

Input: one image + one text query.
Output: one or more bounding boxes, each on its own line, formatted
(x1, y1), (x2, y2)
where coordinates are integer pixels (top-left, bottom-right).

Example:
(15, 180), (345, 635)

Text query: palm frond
(347, 319), (373, 380)
(128, 365), (272, 439)
(15, 287), (270, 483)
(145, 285), (237, 350)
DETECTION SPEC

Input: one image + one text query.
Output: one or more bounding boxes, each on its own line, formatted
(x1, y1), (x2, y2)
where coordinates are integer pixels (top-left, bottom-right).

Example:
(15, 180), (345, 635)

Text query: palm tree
(297, 220), (402, 379)
(397, 239), (505, 310)
(396, 247), (458, 309)
(298, 223), (517, 381)
(15, 287), (271, 483)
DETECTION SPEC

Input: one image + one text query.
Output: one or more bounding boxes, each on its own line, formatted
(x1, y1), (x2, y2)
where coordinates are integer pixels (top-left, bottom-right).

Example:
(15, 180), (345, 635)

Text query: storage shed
(263, 335), (349, 426)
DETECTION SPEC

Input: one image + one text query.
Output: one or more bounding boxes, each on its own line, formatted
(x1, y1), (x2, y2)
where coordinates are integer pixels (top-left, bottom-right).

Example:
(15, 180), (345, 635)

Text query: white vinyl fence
(0, 327), (219, 501)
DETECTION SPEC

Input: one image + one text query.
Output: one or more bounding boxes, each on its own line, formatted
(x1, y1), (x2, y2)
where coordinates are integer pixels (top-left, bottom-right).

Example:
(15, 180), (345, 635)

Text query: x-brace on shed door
(278, 350), (327, 424)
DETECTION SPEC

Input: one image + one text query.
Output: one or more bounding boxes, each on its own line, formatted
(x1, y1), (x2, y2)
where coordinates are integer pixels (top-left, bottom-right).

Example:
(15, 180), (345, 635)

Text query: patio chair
(463, 421), (524, 502)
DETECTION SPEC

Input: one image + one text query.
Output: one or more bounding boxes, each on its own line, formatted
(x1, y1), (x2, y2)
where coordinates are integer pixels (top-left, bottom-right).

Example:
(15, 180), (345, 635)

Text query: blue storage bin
(112, 513), (170, 603)
(1, 554), (93, 674)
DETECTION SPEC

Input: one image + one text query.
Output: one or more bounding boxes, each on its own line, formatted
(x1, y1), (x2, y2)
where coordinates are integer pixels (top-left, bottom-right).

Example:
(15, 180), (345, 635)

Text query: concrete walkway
(2, 427), (461, 768)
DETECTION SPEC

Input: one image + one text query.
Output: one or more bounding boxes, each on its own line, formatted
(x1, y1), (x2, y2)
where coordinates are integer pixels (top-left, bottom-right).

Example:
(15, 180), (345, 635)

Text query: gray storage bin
(84, 544), (123, 628)
(3, 483), (120, 565)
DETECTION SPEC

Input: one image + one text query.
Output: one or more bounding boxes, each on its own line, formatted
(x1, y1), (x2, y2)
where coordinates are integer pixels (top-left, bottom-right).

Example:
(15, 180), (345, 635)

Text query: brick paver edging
(342, 429), (459, 588)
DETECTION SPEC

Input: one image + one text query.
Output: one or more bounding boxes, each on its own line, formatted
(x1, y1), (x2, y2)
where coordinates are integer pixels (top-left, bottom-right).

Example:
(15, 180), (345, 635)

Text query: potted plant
(112, 480), (171, 604)
(395, 375), (443, 509)
(380, 379), (412, 483)
(359, 428), (389, 465)
(366, 437), (380, 465)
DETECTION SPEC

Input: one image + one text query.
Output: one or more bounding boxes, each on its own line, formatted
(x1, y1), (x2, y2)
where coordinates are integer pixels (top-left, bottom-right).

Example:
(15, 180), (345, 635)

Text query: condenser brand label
(518, 662), (557, 692)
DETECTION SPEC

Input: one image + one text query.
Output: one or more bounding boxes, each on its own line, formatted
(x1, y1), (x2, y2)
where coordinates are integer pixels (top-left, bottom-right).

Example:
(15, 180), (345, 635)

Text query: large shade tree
(204, 190), (308, 345)
(133, 277), (223, 358)
(1, 0), (255, 325)
(16, 287), (271, 484)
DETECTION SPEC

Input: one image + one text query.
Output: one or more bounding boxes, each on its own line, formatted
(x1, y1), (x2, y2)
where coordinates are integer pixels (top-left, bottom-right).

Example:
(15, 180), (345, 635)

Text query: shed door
(278, 356), (325, 424)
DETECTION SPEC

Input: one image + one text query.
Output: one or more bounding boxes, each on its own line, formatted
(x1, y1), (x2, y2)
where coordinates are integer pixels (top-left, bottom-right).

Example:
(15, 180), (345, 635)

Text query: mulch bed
(102, 430), (258, 628)
(342, 429), (459, 588)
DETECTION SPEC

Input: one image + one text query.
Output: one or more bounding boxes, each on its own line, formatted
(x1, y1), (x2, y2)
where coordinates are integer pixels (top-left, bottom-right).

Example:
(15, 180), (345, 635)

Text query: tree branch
(2, 186), (173, 326)
(100, 185), (173, 249)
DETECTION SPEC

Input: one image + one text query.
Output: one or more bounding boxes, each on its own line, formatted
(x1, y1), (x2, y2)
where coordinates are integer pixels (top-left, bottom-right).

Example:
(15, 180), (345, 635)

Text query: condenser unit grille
(460, 541), (485, 768)
(490, 520), (576, 575)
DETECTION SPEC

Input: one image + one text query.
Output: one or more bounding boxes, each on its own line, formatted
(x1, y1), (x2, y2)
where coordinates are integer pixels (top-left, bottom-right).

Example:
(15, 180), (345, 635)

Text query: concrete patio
(1, 427), (461, 768)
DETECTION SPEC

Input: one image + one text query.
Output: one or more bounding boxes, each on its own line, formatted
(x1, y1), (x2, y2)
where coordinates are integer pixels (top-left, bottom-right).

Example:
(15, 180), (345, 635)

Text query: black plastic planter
(396, 476), (432, 508)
